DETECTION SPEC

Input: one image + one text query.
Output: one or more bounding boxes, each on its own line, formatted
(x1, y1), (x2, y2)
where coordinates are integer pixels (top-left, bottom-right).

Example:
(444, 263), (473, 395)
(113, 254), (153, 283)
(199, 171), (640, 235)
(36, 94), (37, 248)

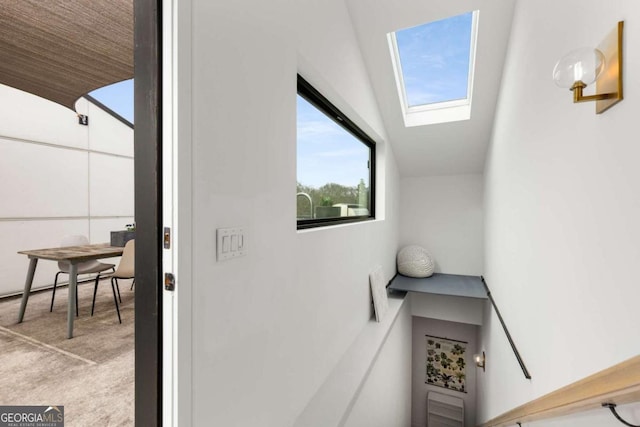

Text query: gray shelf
(388, 273), (487, 299)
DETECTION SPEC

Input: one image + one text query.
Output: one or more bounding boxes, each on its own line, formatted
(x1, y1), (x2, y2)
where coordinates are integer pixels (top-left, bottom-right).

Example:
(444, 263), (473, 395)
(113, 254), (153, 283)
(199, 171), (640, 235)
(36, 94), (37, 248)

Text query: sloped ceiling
(346, 0), (515, 177)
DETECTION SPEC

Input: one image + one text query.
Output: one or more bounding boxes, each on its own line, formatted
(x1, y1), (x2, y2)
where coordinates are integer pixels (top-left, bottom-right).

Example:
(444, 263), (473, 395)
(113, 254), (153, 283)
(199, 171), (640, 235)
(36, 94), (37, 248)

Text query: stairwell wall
(480, 0), (640, 424)
(184, 0), (403, 425)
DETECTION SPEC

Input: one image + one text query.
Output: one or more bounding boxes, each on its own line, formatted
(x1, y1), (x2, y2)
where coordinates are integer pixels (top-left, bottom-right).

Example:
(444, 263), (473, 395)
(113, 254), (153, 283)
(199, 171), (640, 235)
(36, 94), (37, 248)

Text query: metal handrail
(481, 276), (532, 380)
(296, 192), (313, 219)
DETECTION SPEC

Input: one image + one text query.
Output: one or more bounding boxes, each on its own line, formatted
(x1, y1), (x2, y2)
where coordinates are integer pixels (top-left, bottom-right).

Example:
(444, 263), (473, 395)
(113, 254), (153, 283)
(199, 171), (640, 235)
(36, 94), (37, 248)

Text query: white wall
(184, 0), (402, 425)
(411, 293), (483, 326)
(480, 0), (640, 423)
(411, 317), (479, 427)
(343, 300), (412, 427)
(0, 85), (134, 296)
(400, 175), (484, 276)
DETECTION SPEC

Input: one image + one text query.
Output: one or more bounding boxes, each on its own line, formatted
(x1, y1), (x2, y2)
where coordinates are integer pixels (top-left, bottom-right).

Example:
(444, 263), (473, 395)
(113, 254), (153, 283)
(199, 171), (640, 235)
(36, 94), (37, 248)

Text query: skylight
(388, 11), (479, 127)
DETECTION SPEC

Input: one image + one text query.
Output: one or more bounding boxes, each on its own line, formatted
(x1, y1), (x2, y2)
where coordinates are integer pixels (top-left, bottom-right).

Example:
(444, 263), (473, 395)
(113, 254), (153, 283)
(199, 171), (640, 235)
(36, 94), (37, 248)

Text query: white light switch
(216, 227), (247, 261)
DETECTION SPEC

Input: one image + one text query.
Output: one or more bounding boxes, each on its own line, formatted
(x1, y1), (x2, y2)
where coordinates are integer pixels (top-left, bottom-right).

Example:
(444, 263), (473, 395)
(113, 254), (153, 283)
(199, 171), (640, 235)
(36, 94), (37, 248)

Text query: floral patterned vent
(425, 335), (467, 393)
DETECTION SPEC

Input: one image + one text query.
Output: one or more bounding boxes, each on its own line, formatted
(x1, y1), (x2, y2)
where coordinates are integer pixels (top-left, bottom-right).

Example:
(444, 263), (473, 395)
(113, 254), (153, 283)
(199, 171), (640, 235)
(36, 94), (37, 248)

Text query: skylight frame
(387, 11), (480, 127)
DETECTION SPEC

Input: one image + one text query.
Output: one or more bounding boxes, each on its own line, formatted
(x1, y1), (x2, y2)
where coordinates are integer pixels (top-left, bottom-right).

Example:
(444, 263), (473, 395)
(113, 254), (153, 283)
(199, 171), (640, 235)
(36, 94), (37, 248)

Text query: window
(297, 75), (375, 229)
(387, 11), (479, 127)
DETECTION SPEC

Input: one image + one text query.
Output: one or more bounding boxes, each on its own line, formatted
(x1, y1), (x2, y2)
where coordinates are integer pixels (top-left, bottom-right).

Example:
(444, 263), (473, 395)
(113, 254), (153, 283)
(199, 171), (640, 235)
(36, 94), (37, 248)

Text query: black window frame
(297, 74), (376, 230)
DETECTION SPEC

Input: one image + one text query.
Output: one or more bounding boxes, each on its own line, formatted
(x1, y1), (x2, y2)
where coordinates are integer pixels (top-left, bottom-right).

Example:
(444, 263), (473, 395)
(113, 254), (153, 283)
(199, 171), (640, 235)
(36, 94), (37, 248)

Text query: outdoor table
(17, 243), (124, 338)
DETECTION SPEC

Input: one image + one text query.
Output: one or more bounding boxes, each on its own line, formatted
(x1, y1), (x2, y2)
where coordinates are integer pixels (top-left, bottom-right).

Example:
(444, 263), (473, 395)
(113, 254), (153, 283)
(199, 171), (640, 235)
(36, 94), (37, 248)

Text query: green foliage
(320, 196), (333, 206)
(426, 338), (467, 393)
(440, 374), (452, 388)
(451, 344), (465, 355)
(426, 363), (440, 378)
(439, 352), (453, 369)
(296, 181), (369, 219)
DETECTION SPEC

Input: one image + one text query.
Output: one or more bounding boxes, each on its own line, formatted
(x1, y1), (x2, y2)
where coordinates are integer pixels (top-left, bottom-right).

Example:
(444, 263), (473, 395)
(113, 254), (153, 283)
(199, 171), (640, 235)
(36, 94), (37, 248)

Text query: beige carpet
(0, 279), (134, 426)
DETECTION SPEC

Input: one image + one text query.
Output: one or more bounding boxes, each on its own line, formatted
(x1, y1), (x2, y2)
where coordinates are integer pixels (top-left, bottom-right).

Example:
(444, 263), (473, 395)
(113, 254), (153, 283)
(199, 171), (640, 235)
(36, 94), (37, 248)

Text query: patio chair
(50, 235), (115, 316)
(92, 239), (134, 323)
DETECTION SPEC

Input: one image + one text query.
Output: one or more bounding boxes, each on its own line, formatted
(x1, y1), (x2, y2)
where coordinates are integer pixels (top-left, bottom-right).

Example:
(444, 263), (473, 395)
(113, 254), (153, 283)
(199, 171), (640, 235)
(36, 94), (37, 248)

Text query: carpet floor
(0, 279), (134, 426)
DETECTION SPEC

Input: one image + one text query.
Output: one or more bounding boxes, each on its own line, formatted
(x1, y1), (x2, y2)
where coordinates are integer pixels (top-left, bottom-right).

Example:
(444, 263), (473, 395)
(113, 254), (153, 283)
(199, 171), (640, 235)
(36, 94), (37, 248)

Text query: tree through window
(296, 75), (376, 229)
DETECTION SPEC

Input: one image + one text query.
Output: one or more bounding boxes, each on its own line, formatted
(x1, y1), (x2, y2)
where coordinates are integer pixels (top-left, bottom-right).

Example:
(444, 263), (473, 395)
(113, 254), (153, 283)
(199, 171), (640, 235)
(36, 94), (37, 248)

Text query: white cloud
(297, 119), (343, 141)
(315, 147), (367, 158)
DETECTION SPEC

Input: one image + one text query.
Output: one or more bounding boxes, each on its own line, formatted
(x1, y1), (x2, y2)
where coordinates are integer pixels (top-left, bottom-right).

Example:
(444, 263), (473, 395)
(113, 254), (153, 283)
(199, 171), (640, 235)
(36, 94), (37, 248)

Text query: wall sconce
(552, 21), (623, 114)
(474, 351), (485, 371)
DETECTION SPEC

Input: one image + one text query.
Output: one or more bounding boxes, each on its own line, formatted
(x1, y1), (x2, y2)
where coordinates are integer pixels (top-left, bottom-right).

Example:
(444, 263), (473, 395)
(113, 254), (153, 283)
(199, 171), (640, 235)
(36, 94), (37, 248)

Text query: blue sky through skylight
(89, 79), (134, 123)
(395, 12), (473, 107)
(297, 96), (369, 189)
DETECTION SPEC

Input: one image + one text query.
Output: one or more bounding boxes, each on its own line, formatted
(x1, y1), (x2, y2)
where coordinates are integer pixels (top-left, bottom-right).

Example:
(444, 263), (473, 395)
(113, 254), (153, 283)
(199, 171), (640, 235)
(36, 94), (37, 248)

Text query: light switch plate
(216, 227), (247, 261)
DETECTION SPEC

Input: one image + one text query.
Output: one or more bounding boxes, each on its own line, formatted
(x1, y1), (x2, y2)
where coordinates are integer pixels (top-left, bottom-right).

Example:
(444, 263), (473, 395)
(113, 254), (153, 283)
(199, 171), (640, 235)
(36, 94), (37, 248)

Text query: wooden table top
(18, 243), (124, 262)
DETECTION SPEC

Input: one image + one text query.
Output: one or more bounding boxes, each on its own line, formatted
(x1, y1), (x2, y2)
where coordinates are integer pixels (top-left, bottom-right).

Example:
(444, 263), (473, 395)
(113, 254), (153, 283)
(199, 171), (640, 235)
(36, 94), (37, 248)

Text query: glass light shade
(473, 353), (484, 366)
(553, 48), (606, 88)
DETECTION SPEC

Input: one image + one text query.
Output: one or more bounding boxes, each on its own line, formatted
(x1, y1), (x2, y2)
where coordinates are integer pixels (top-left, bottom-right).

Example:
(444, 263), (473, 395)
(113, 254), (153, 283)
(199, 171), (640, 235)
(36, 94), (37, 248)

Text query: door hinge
(165, 272), (176, 291)
(163, 227), (171, 249)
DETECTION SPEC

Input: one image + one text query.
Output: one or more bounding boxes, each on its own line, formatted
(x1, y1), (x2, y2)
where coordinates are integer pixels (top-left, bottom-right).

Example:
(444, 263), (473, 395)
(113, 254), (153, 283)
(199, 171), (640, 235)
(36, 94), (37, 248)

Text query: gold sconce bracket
(571, 81), (617, 103)
(594, 21), (623, 113)
(555, 21), (624, 114)
(571, 21), (624, 113)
